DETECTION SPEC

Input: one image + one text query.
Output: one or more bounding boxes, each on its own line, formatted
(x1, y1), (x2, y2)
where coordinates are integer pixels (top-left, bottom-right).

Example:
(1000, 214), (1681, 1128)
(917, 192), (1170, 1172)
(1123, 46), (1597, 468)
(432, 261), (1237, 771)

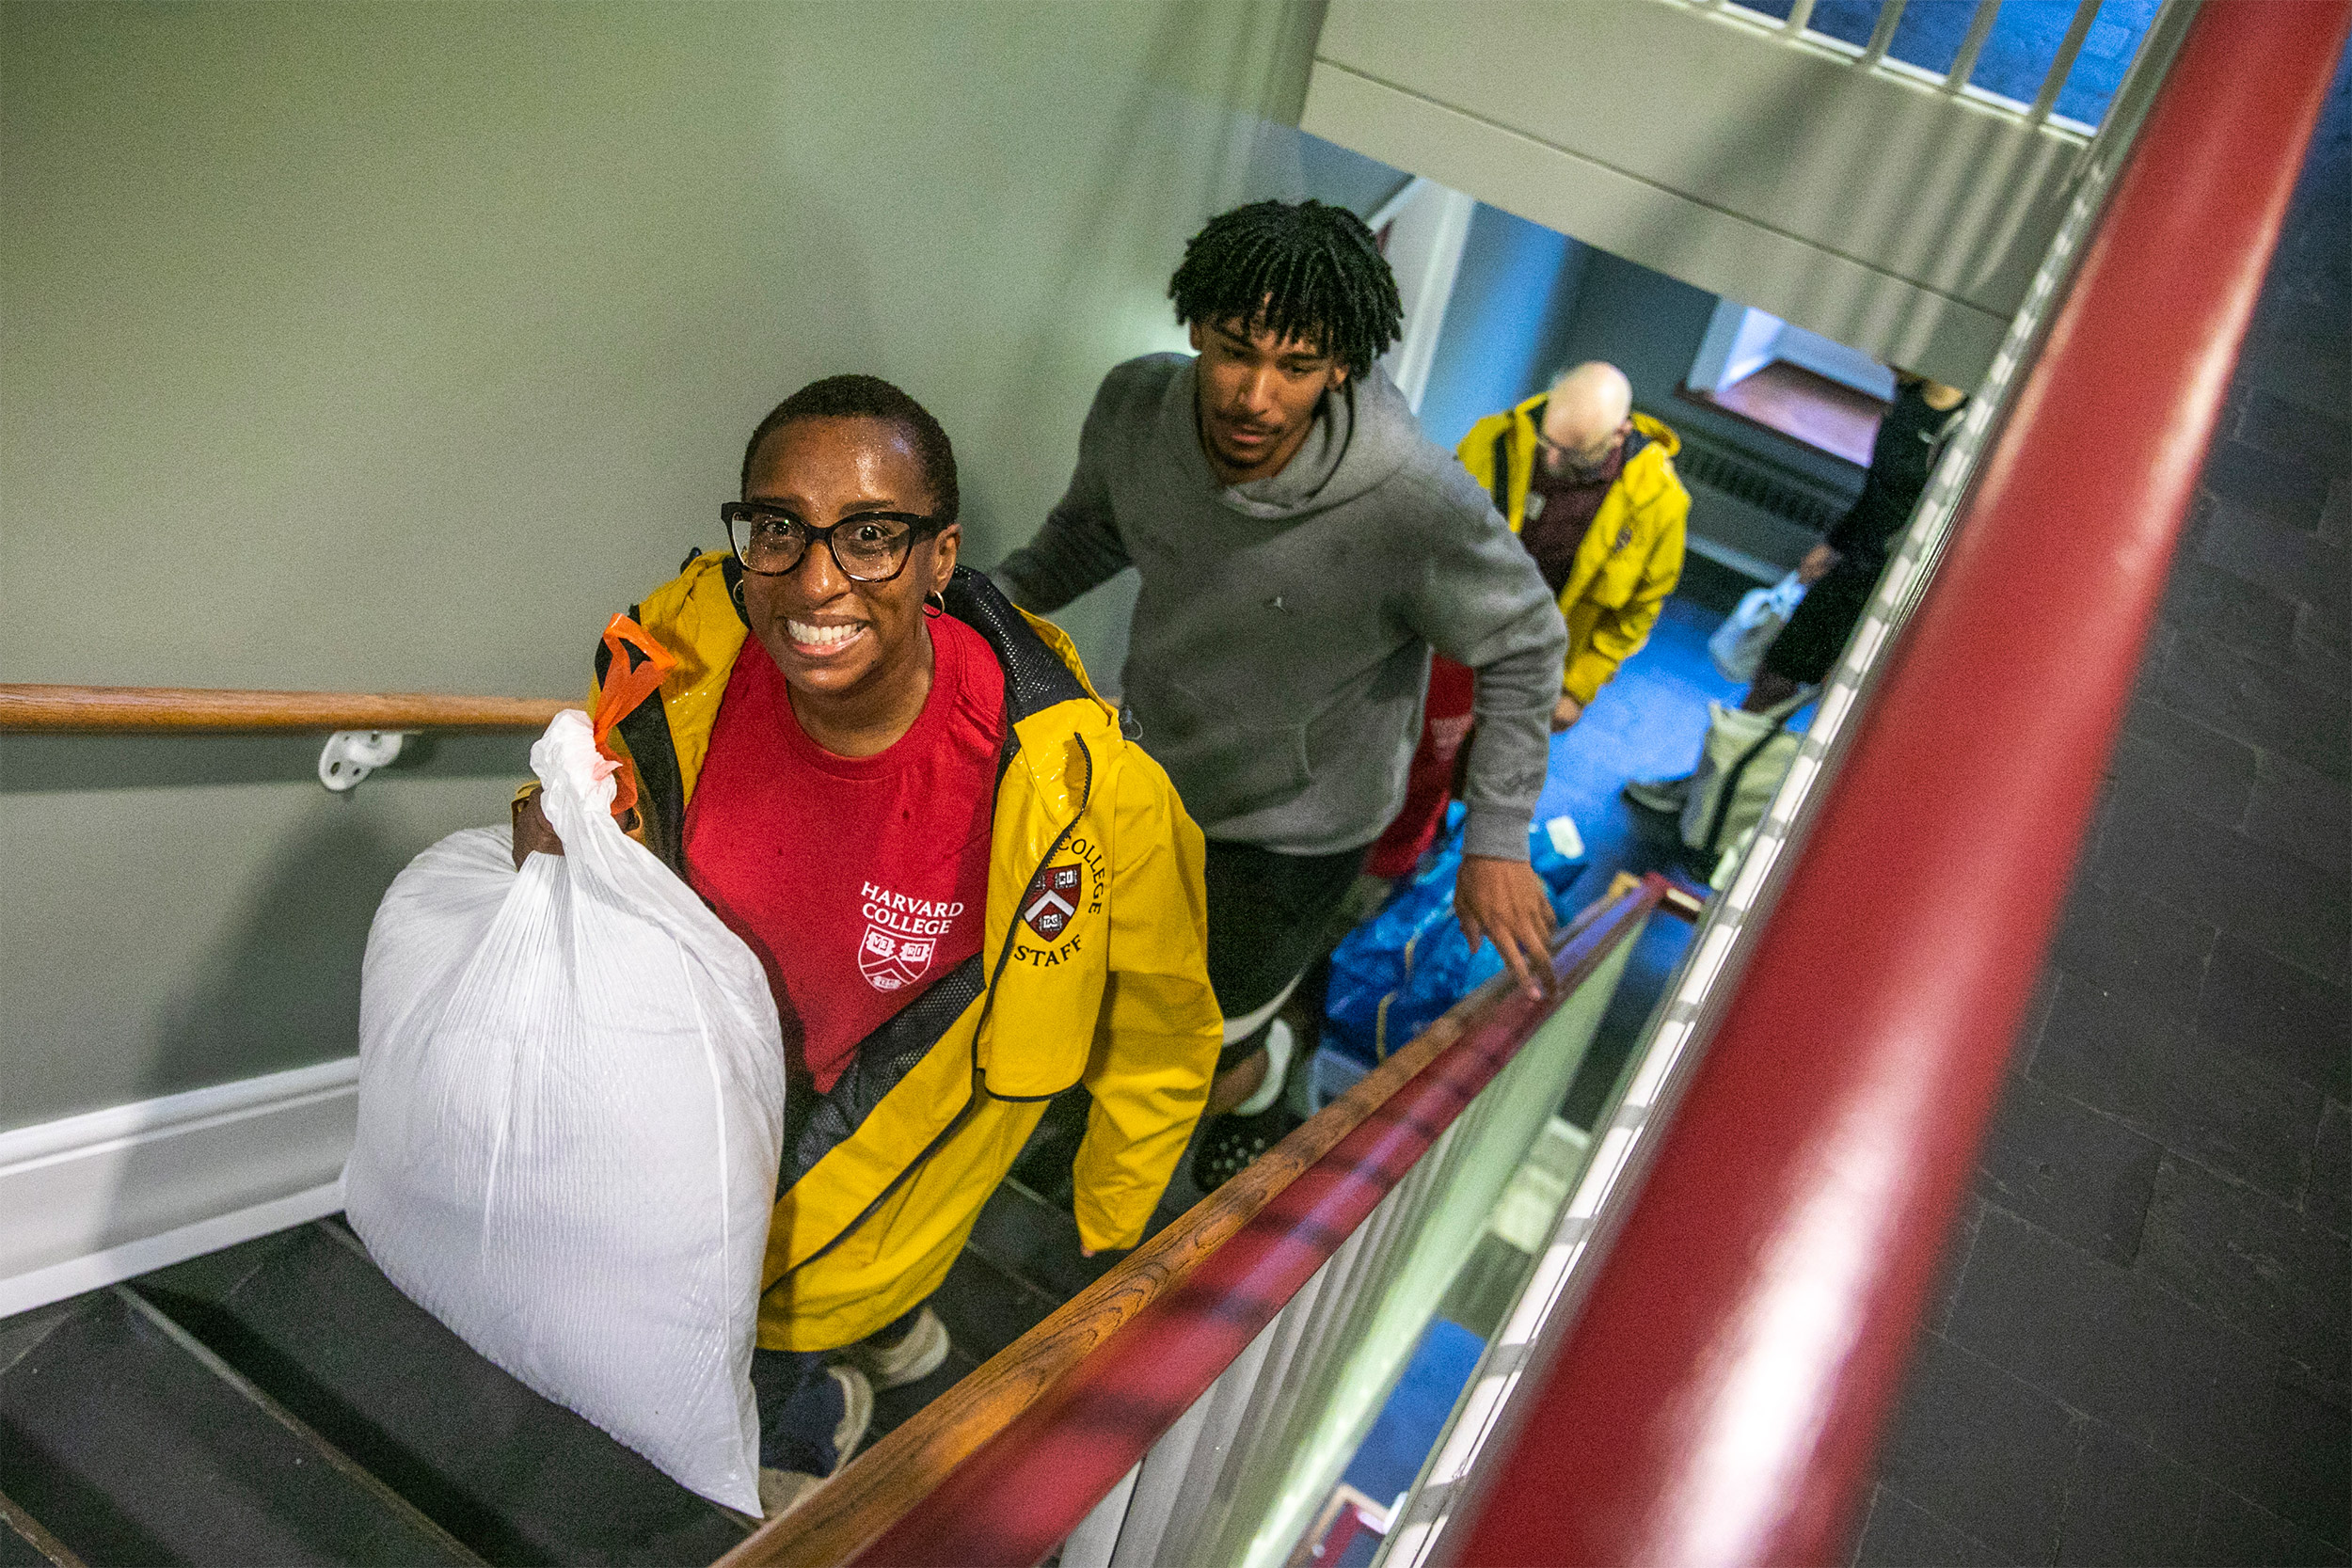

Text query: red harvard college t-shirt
(684, 615), (1007, 1093)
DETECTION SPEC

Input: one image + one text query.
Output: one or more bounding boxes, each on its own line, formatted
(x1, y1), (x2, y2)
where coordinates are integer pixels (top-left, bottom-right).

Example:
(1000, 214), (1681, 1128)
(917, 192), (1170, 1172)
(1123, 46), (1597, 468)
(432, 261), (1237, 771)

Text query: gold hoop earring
(923, 589), (947, 618)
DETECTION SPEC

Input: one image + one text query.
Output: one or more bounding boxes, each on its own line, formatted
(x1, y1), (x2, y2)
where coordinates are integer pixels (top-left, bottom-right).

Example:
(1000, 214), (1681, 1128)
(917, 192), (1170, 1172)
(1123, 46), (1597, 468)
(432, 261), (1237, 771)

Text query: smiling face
(738, 415), (959, 723)
(1189, 316), (1349, 484)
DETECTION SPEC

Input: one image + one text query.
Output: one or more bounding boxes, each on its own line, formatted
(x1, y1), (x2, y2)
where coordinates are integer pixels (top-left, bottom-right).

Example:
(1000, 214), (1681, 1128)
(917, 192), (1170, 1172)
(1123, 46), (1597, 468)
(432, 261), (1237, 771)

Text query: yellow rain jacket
(1457, 399), (1689, 705)
(592, 555), (1222, 1351)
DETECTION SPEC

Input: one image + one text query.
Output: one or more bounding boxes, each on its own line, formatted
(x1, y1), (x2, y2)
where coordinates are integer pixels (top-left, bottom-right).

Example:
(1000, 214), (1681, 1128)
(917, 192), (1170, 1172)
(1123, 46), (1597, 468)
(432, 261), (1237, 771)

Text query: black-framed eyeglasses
(720, 501), (942, 581)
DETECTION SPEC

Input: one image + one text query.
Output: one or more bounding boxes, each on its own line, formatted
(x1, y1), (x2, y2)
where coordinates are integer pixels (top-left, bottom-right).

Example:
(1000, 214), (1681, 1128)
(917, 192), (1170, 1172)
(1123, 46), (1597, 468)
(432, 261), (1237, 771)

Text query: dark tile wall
(1853, 40), (2352, 1568)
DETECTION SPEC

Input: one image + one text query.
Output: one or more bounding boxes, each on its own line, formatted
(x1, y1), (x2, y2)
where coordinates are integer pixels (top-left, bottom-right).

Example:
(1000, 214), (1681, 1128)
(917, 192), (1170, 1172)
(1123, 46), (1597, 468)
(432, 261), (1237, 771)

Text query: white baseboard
(0, 1057), (358, 1318)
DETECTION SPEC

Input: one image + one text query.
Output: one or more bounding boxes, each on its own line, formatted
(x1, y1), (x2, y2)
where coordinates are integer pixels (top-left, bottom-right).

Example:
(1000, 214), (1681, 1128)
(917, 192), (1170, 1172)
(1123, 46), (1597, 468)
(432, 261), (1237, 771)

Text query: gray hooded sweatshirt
(993, 355), (1566, 863)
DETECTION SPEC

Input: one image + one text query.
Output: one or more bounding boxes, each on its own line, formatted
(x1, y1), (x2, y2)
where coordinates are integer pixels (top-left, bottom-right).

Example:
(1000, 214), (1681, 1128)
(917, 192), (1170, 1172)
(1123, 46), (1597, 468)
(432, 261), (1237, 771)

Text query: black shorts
(1202, 838), (1367, 1069)
(1762, 559), (1881, 686)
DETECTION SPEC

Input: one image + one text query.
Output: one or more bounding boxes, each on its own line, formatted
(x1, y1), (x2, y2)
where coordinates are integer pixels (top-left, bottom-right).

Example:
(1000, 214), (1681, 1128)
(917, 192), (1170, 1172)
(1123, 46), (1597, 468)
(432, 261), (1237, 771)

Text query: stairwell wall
(0, 0), (1337, 1163)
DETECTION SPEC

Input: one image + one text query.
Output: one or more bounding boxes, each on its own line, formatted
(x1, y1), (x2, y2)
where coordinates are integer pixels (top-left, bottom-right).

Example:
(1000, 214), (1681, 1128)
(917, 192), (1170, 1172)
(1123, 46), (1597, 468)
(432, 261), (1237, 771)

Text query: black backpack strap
(778, 955), (986, 1195)
(1701, 689), (1815, 857)
(1490, 409), (1527, 517)
(592, 614), (688, 873)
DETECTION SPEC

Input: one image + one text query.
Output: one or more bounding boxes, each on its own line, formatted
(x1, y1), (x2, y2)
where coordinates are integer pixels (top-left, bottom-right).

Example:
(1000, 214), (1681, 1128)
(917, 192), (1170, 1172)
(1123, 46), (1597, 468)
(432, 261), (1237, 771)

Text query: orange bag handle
(590, 614), (678, 820)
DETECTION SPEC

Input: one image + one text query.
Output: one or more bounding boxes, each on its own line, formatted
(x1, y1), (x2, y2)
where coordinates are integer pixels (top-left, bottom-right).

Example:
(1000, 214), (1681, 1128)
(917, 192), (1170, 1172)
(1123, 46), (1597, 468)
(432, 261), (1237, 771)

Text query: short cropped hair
(1168, 199), (1404, 378)
(739, 373), (960, 527)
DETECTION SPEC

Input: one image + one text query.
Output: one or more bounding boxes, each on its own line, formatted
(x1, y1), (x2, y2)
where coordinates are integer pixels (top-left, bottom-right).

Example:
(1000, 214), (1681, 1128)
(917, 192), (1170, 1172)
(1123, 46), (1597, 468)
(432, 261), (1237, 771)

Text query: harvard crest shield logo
(859, 927), (936, 991)
(1023, 863), (1083, 940)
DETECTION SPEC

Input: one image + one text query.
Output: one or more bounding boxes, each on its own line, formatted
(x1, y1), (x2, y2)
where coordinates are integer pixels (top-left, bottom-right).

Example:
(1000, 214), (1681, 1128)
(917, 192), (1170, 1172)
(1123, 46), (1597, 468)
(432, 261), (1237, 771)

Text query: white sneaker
(1621, 774), (1693, 814)
(839, 1307), (950, 1391)
(752, 1365), (872, 1517)
(1232, 1019), (1295, 1117)
(756, 1467), (821, 1519)
(826, 1363), (873, 1468)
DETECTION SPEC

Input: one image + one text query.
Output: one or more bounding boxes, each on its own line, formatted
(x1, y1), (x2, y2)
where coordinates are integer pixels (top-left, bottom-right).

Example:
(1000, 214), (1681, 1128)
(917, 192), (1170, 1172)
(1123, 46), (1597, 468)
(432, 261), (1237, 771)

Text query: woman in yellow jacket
(1455, 367), (1689, 723)
(515, 375), (1220, 1513)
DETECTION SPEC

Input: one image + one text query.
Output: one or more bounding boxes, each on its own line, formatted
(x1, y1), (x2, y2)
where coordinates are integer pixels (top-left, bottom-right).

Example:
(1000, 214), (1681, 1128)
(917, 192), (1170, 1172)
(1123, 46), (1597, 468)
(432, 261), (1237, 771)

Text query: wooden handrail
(0, 684), (572, 734)
(847, 877), (1671, 1567)
(722, 881), (1656, 1568)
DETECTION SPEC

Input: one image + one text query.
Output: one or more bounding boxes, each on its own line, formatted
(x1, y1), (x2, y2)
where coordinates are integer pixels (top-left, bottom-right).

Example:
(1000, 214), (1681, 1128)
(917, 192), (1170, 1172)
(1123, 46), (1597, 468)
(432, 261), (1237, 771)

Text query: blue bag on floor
(1321, 808), (1584, 1067)
(1322, 862), (1457, 1062)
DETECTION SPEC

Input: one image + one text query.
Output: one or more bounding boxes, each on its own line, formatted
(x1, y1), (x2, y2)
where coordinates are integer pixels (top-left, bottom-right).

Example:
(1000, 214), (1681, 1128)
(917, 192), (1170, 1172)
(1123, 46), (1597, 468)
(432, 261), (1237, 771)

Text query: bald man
(1457, 363), (1689, 729)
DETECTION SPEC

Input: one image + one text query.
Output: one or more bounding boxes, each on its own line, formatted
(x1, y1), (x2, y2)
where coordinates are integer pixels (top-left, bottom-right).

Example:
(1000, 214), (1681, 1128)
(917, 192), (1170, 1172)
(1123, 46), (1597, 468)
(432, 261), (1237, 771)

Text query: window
(1679, 300), (1893, 467)
(1716, 0), (2160, 130)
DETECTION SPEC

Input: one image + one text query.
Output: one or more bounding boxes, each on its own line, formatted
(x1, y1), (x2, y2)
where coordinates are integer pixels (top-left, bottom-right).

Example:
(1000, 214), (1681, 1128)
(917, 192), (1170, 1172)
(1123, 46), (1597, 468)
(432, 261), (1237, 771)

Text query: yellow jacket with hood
(593, 555), (1222, 1352)
(1455, 398), (1689, 705)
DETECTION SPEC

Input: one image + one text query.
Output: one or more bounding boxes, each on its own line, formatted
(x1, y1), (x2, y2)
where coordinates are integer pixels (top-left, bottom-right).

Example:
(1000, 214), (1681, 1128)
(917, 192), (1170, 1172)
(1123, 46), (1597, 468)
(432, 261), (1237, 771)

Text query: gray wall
(1299, 135), (1412, 219)
(0, 0), (1335, 1131)
(1414, 202), (1590, 454)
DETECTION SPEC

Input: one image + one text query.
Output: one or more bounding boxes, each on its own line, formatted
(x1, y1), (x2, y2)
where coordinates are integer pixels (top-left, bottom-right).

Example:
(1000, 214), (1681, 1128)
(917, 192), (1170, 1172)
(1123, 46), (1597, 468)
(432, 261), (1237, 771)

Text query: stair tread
(1, 1483), (87, 1568)
(0, 1518), (58, 1568)
(139, 1222), (748, 1566)
(0, 1289), (477, 1566)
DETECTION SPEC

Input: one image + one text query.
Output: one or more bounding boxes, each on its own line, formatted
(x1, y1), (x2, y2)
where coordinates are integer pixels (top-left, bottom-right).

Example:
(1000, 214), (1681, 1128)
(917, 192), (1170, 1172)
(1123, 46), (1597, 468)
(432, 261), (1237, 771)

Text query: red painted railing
(847, 875), (1671, 1567)
(1444, 5), (2352, 1565)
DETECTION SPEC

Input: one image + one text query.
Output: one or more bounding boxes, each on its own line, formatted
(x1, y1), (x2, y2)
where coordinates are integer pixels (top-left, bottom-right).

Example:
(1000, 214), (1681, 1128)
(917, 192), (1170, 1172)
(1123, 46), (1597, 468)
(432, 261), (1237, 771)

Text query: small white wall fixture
(319, 729), (407, 792)
(1689, 296), (1756, 391)
(1771, 319), (1899, 401)
(1720, 307), (1790, 390)
(0, 1058), (357, 1316)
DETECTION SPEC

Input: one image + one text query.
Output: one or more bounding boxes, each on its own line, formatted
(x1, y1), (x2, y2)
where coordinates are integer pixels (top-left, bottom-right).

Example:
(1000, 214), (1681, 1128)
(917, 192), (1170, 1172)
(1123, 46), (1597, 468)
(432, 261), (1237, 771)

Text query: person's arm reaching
(1406, 469), (1571, 998)
(1455, 630), (1568, 997)
(992, 387), (1131, 613)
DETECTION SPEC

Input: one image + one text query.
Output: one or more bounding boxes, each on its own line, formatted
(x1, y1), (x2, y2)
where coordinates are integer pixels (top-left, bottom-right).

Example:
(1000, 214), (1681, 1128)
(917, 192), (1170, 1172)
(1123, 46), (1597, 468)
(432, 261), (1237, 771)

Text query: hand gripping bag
(1708, 570), (1807, 683)
(344, 707), (785, 1513)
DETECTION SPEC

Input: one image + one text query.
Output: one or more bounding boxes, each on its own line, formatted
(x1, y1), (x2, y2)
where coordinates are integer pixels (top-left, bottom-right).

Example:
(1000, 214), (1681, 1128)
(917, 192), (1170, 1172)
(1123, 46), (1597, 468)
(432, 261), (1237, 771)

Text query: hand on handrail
(1455, 854), (1559, 1000)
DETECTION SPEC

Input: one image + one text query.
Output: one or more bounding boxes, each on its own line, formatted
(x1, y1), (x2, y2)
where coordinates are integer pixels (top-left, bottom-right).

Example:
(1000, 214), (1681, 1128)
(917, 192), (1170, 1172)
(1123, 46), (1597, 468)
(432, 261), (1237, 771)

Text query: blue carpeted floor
(1534, 593), (1745, 833)
(1329, 1319), (1488, 1568)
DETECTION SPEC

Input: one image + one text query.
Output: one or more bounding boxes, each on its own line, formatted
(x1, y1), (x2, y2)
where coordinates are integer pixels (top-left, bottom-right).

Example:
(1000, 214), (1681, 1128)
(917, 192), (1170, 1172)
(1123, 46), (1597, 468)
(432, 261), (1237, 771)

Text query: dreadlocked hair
(1168, 199), (1403, 378)
(739, 373), (959, 526)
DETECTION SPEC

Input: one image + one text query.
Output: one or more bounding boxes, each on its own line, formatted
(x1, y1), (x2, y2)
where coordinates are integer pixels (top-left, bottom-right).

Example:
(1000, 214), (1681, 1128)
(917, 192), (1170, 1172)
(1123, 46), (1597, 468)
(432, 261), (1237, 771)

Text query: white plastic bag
(1708, 570), (1807, 683)
(345, 708), (785, 1513)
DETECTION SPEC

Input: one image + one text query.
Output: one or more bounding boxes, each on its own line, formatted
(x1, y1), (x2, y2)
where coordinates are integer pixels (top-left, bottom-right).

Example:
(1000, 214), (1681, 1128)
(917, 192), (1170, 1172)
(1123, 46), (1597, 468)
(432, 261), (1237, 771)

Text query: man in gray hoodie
(994, 200), (1566, 1185)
